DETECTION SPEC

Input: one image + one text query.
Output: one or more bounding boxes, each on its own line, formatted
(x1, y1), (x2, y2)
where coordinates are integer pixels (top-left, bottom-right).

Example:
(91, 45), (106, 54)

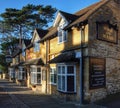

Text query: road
(0, 79), (106, 108)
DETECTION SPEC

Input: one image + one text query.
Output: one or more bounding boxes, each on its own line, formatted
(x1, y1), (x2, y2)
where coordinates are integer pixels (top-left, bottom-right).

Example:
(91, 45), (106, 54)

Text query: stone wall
(86, 0), (120, 102)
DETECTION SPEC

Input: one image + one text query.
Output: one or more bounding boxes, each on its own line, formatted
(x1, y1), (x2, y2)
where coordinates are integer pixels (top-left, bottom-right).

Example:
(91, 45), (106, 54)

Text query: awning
(24, 58), (44, 66)
(49, 51), (79, 63)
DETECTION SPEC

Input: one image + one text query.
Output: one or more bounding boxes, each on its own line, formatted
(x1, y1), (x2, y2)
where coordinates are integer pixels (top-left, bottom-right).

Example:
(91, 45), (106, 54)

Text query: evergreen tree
(0, 4), (56, 39)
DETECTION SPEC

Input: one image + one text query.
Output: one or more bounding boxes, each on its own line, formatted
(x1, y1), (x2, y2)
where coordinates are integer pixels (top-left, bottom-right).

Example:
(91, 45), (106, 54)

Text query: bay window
(57, 65), (76, 93)
(18, 67), (26, 80)
(30, 66), (41, 85)
(9, 68), (15, 79)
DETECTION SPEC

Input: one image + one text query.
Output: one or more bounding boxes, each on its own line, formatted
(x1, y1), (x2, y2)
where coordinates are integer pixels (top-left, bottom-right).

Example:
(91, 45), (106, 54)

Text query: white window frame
(9, 68), (15, 78)
(30, 65), (41, 85)
(18, 67), (26, 80)
(50, 67), (57, 85)
(58, 27), (67, 44)
(57, 64), (76, 93)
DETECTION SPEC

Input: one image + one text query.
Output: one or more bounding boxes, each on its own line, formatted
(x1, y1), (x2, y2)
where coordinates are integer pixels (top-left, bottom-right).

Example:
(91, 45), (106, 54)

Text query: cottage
(25, 28), (48, 93)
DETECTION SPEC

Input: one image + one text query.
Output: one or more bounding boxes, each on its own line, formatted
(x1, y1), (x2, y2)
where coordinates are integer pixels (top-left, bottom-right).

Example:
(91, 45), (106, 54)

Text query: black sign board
(97, 22), (118, 44)
(89, 58), (106, 89)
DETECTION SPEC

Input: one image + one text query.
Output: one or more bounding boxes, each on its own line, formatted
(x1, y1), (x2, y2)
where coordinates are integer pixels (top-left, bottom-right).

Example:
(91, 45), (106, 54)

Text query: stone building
(41, 0), (120, 103)
(9, 0), (120, 103)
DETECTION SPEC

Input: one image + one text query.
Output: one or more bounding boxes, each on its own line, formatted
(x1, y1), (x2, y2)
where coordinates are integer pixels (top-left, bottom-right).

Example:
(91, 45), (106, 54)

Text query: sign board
(97, 22), (118, 44)
(75, 51), (81, 58)
(6, 55), (12, 63)
(89, 58), (106, 89)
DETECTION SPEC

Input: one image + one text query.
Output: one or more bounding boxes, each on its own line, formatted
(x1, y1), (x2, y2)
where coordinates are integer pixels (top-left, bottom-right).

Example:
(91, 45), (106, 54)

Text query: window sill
(58, 40), (67, 45)
(57, 90), (76, 94)
(49, 83), (57, 86)
(31, 83), (42, 86)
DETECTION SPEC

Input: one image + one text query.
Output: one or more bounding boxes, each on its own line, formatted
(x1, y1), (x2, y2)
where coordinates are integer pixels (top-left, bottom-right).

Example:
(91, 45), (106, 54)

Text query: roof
(25, 43), (33, 50)
(40, 26), (57, 41)
(40, 0), (109, 41)
(24, 58), (44, 66)
(23, 39), (31, 47)
(35, 28), (48, 39)
(65, 0), (109, 29)
(49, 51), (79, 63)
(12, 49), (21, 58)
(59, 10), (79, 22)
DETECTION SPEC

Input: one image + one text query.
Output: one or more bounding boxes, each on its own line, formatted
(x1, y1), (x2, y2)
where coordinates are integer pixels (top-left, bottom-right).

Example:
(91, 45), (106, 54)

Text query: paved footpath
(0, 79), (105, 108)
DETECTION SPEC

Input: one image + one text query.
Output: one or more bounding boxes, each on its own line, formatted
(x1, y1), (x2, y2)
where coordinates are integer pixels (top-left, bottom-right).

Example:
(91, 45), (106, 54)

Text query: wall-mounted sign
(97, 22), (118, 43)
(89, 57), (106, 89)
(6, 55), (12, 63)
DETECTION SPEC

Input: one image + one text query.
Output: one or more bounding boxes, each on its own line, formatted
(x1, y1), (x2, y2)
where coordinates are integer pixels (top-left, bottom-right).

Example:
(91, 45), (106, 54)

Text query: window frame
(18, 66), (26, 80)
(57, 64), (76, 93)
(50, 67), (57, 85)
(58, 26), (67, 44)
(30, 65), (42, 85)
(9, 68), (15, 78)
(34, 42), (40, 52)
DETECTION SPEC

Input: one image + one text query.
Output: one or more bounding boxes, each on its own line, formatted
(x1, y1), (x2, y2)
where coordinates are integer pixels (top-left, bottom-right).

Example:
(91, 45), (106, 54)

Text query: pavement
(0, 79), (107, 108)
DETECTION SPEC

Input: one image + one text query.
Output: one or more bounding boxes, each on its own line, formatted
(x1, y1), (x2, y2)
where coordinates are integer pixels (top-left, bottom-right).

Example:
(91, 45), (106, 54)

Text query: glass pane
(50, 68), (52, 73)
(58, 66), (61, 74)
(50, 74), (54, 83)
(31, 73), (33, 84)
(37, 73), (41, 84)
(58, 30), (63, 43)
(22, 68), (25, 71)
(67, 66), (74, 74)
(22, 72), (25, 79)
(62, 66), (65, 74)
(37, 68), (41, 72)
(63, 31), (67, 41)
(62, 76), (65, 91)
(67, 76), (74, 92)
(54, 74), (57, 83)
(58, 76), (61, 90)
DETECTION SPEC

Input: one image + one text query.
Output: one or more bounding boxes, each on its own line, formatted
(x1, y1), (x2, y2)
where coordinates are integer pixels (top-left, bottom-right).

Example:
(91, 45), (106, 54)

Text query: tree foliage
(0, 4), (56, 39)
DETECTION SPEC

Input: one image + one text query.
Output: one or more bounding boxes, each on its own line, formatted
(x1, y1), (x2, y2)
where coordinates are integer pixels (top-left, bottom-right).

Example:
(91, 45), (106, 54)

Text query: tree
(0, 4), (56, 39)
(0, 37), (19, 73)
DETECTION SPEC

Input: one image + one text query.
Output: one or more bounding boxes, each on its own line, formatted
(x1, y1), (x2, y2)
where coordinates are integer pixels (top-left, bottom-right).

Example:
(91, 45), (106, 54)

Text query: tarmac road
(0, 79), (106, 108)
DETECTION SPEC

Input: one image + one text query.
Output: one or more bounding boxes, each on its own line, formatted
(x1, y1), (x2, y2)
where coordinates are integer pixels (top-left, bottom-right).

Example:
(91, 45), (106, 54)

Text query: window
(9, 68), (15, 78)
(30, 66), (41, 85)
(50, 67), (57, 85)
(18, 67), (26, 80)
(57, 65), (76, 93)
(22, 47), (25, 56)
(22, 50), (25, 56)
(58, 27), (67, 43)
(34, 42), (40, 52)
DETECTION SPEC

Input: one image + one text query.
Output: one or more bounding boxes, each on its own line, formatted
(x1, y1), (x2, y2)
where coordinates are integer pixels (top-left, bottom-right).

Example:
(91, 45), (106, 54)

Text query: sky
(0, 0), (99, 14)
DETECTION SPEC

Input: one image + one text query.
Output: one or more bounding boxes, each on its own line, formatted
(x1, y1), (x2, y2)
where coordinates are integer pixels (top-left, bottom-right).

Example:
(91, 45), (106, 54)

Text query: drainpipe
(80, 25), (85, 104)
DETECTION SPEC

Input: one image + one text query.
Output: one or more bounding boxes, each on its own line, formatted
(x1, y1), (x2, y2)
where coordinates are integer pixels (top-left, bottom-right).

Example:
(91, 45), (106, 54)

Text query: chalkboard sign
(89, 58), (106, 89)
